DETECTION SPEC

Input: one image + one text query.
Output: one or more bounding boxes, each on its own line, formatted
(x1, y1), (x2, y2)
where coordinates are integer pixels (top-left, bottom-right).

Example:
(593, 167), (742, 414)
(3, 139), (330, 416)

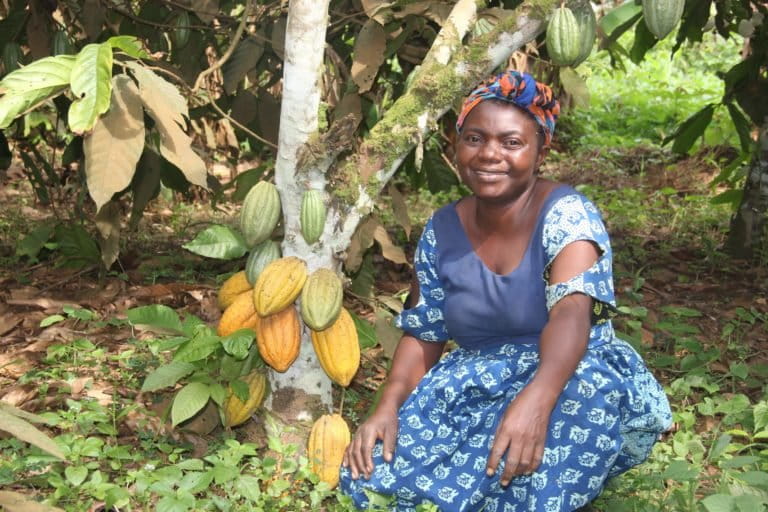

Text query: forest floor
(0, 144), (767, 511)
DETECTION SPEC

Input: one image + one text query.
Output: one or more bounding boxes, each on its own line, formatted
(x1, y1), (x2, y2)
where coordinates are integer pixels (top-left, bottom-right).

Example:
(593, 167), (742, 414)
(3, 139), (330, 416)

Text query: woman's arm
(343, 333), (445, 480)
(486, 240), (598, 485)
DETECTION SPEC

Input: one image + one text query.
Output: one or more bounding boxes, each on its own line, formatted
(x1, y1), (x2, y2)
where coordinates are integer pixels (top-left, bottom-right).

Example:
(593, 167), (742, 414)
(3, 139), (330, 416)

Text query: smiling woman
(339, 70), (672, 512)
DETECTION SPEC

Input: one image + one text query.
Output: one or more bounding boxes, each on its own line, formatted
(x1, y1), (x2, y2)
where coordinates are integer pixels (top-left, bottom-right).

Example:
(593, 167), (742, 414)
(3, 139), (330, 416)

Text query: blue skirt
(339, 339), (671, 512)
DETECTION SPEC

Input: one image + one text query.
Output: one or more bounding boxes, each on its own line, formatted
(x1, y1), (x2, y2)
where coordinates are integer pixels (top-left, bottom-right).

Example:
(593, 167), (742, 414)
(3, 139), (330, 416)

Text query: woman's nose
(477, 140), (501, 160)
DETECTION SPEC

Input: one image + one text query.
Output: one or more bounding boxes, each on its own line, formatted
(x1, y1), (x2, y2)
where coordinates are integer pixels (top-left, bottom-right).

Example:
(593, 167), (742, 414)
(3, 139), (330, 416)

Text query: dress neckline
(449, 184), (570, 278)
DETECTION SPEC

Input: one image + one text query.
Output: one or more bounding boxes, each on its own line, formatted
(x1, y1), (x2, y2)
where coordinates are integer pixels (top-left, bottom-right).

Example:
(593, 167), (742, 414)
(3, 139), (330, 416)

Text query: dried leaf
(223, 37), (264, 95)
(333, 92), (362, 126)
(361, 0), (393, 24)
(351, 19), (387, 93)
(0, 406), (65, 459)
(345, 216), (379, 272)
(94, 201), (121, 269)
(26, 0), (51, 58)
(388, 183), (411, 238)
(271, 17), (287, 60)
(0, 491), (64, 512)
(373, 225), (407, 265)
(128, 63), (207, 188)
(84, 74), (145, 211)
(81, 0), (105, 40)
(374, 308), (402, 360)
(191, 0), (219, 24)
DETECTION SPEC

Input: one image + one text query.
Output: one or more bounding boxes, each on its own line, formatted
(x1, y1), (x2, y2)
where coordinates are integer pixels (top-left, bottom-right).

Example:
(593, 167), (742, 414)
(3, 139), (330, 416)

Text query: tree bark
(727, 116), (768, 260)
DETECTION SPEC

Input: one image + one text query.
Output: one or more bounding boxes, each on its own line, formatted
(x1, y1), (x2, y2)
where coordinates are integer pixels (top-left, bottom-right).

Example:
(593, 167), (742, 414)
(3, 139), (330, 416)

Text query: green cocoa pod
(52, 30), (74, 56)
(2, 43), (22, 74)
(245, 239), (282, 285)
(642, 0), (685, 40)
(300, 189), (326, 245)
(301, 268), (343, 331)
(240, 181), (282, 248)
(545, 7), (581, 67)
(572, 4), (597, 67)
(172, 11), (191, 49)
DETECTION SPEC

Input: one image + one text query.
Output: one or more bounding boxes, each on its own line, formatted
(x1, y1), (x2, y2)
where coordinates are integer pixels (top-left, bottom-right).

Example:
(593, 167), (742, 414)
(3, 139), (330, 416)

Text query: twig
(37, 265), (99, 294)
(192, 0), (254, 92)
(339, 387), (346, 416)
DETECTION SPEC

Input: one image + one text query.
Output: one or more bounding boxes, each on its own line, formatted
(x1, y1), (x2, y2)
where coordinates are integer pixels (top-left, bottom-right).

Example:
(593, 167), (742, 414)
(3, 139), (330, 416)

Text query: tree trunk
(268, 0), (333, 425)
(727, 116), (768, 260)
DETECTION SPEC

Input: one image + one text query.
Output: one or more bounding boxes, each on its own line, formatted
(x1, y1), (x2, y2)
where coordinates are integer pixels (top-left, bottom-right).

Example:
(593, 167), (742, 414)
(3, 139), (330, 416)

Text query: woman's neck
(472, 177), (541, 233)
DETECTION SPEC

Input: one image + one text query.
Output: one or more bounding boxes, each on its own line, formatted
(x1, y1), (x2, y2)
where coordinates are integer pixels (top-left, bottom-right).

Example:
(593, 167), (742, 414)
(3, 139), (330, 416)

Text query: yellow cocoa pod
(223, 371), (268, 427)
(255, 305), (301, 372)
(217, 291), (260, 337)
(218, 271), (252, 310)
(253, 256), (308, 316)
(300, 268), (343, 331)
(310, 308), (360, 387)
(307, 413), (350, 488)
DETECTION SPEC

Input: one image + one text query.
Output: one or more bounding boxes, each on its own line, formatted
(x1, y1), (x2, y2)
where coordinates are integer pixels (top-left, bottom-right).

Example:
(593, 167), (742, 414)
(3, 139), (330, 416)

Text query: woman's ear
(536, 146), (549, 169)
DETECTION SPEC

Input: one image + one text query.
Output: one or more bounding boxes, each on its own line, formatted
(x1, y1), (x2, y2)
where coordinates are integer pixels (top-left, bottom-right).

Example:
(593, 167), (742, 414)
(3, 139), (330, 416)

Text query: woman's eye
(464, 134), (481, 143)
(503, 139), (521, 147)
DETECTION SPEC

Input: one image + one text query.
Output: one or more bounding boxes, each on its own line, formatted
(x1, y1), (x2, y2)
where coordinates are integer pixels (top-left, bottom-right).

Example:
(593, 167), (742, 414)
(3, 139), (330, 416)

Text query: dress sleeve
(393, 217), (449, 342)
(542, 194), (617, 325)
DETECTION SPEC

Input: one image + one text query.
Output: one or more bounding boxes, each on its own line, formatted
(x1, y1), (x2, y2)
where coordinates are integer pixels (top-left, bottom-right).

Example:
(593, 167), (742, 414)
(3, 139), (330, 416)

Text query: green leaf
(40, 314), (66, 327)
(351, 311), (377, 350)
(559, 68), (589, 109)
(221, 330), (254, 360)
(754, 401), (768, 432)
(127, 305), (183, 333)
(68, 43), (114, 134)
(660, 459), (699, 481)
(141, 361), (196, 392)
(599, 1), (642, 43)
(65, 465), (89, 487)
(0, 86), (68, 130)
(709, 434), (731, 461)
(230, 378), (250, 402)
(15, 222), (55, 262)
(106, 36), (149, 59)
(663, 104), (715, 154)
(0, 55), (75, 91)
(629, 16), (658, 64)
(726, 102), (755, 153)
(710, 189), (742, 207)
(53, 223), (101, 269)
(740, 471), (768, 489)
(701, 494), (735, 512)
(235, 475), (262, 502)
(182, 225), (248, 260)
(171, 382), (210, 426)
(173, 334), (221, 363)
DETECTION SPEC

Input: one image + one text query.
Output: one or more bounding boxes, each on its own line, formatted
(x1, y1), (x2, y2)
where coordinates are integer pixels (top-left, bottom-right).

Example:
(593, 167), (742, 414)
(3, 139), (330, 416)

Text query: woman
(340, 70), (671, 511)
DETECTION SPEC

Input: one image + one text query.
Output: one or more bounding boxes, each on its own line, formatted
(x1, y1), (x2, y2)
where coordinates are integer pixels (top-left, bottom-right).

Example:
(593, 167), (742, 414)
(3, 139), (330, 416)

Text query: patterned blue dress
(340, 185), (672, 511)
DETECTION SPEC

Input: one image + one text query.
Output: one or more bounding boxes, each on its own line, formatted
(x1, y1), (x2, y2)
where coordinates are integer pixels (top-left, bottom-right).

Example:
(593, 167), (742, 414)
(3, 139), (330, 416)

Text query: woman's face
(455, 100), (545, 204)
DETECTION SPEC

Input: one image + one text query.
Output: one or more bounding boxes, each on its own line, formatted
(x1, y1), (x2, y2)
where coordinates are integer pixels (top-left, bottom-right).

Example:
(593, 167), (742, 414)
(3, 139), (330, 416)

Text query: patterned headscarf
(456, 70), (560, 147)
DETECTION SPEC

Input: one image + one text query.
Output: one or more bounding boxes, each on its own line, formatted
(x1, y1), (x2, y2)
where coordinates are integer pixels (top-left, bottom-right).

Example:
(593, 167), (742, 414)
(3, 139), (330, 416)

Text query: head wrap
(456, 70), (560, 147)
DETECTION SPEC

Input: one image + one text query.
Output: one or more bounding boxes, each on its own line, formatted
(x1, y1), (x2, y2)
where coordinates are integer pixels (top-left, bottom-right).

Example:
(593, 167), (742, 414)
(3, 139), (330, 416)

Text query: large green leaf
(182, 225), (248, 260)
(171, 383), (210, 426)
(0, 55), (75, 92)
(83, 74), (145, 211)
(106, 35), (149, 59)
(126, 304), (184, 333)
(598, 1), (642, 43)
(663, 104), (715, 154)
(141, 361), (197, 391)
(68, 43), (114, 133)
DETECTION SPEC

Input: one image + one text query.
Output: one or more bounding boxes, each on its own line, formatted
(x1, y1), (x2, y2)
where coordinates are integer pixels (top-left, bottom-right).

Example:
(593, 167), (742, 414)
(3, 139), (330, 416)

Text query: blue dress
(340, 185), (672, 512)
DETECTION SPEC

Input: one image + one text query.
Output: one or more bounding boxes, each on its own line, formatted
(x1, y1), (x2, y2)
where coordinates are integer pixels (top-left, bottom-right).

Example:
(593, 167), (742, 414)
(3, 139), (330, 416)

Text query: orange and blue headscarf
(456, 70), (560, 147)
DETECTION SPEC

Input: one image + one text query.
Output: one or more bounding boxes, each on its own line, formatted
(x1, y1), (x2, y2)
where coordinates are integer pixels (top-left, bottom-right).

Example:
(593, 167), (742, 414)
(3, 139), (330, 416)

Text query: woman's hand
(342, 407), (399, 480)
(486, 385), (554, 485)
